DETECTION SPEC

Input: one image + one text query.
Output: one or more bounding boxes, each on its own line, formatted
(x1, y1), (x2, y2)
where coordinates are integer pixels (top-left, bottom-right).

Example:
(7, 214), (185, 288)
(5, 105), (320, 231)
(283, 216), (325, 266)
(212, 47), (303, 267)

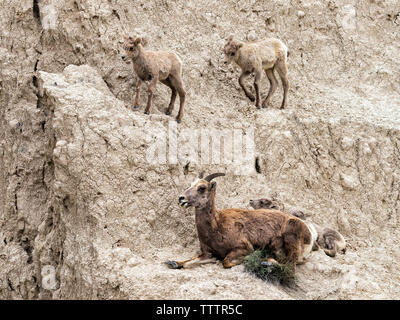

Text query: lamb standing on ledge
(223, 36), (289, 109)
(166, 173), (317, 271)
(122, 36), (186, 123)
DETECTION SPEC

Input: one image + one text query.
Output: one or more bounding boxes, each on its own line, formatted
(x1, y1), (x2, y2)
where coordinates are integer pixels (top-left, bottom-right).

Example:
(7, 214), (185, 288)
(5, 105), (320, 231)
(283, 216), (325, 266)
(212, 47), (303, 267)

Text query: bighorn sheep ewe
(166, 173), (317, 271)
(249, 198), (346, 257)
(122, 36), (186, 123)
(223, 36), (289, 109)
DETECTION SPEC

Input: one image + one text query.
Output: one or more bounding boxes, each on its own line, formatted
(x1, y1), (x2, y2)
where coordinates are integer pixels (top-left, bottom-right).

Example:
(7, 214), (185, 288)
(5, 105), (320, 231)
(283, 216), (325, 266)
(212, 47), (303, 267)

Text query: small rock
(247, 30), (257, 41)
(340, 173), (359, 190)
(9, 119), (21, 129)
(297, 10), (305, 18)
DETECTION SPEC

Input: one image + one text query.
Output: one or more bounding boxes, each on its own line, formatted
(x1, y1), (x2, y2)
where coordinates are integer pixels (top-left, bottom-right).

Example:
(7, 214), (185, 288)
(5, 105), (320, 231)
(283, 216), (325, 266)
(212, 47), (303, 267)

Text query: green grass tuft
(243, 248), (296, 287)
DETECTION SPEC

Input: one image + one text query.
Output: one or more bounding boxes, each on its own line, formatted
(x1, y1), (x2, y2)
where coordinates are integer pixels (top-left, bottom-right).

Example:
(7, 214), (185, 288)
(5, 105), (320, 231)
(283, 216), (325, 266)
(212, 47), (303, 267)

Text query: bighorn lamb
(249, 198), (346, 257)
(166, 173), (317, 271)
(122, 36), (186, 123)
(223, 36), (289, 109)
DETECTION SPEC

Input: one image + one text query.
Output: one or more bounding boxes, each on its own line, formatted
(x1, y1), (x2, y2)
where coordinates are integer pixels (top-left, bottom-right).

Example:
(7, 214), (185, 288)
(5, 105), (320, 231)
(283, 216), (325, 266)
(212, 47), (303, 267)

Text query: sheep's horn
(204, 173), (225, 182)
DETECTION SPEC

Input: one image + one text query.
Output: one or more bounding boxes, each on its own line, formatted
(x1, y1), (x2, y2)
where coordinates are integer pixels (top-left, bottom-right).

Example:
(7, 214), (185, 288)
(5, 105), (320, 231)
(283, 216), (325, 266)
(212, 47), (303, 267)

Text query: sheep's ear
(134, 37), (142, 45)
(210, 181), (217, 191)
(237, 42), (243, 49)
(227, 35), (233, 42)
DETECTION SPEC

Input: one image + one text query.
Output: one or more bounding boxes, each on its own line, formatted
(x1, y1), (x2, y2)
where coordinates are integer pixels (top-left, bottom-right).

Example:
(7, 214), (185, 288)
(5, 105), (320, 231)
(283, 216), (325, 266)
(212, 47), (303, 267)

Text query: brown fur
(249, 197), (346, 257)
(223, 36), (289, 109)
(122, 36), (186, 123)
(166, 174), (313, 272)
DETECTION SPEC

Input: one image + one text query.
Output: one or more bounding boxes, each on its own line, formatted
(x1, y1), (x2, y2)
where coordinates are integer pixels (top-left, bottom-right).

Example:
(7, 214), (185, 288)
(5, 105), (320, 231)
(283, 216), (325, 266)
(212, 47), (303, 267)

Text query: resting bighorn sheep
(122, 36), (186, 123)
(249, 198), (346, 257)
(166, 173), (317, 271)
(223, 36), (289, 109)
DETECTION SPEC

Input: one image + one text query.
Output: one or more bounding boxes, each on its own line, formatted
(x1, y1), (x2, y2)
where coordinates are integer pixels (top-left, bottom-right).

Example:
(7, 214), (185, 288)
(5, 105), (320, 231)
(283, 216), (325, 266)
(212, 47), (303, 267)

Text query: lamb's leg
(262, 68), (278, 108)
(133, 79), (142, 109)
(222, 248), (252, 268)
(170, 75), (186, 123)
(275, 59), (289, 109)
(144, 76), (158, 115)
(253, 69), (263, 109)
(239, 71), (255, 102)
(161, 77), (177, 116)
(166, 253), (216, 269)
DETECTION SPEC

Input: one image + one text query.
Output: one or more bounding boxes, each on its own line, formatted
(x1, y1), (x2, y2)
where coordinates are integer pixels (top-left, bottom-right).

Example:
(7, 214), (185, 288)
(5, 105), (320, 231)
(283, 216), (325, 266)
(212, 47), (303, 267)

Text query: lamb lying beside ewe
(166, 173), (318, 272)
(249, 198), (346, 257)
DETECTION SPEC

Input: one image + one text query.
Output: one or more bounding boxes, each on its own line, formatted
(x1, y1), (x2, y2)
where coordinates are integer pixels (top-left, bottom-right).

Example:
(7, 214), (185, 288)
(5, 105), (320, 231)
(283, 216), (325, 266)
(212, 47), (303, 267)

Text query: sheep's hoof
(144, 111), (150, 115)
(165, 260), (182, 269)
(165, 111), (171, 115)
(262, 104), (268, 109)
(134, 105), (140, 109)
(176, 119), (181, 124)
(256, 106), (261, 110)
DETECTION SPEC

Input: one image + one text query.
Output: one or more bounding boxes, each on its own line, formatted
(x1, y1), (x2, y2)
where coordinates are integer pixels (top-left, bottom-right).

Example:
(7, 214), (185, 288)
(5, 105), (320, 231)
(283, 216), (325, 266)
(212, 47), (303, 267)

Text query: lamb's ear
(134, 37), (142, 45)
(237, 42), (244, 49)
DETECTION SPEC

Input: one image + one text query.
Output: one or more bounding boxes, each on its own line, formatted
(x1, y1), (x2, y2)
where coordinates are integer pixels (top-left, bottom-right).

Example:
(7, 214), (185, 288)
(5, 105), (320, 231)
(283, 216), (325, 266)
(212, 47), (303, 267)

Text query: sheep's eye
(230, 52), (235, 56)
(198, 186), (206, 193)
(129, 47), (134, 51)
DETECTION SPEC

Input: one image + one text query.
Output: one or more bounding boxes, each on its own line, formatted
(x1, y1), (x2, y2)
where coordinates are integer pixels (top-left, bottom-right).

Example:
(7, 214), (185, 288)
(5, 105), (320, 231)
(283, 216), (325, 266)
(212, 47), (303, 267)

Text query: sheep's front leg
(166, 253), (216, 269)
(133, 79), (142, 109)
(238, 71), (255, 102)
(144, 76), (158, 115)
(222, 248), (252, 268)
(253, 69), (262, 109)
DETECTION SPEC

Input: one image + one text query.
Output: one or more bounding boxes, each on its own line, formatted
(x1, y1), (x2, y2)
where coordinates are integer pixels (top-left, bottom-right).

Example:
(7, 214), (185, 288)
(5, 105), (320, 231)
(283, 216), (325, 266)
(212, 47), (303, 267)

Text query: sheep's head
(122, 36), (142, 61)
(178, 173), (225, 209)
(223, 35), (243, 64)
(288, 210), (307, 220)
(249, 198), (280, 210)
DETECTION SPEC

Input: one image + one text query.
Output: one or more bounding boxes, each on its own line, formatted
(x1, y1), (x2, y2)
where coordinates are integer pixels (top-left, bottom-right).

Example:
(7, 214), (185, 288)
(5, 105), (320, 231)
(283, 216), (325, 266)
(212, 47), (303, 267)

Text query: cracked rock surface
(1, 0), (399, 299)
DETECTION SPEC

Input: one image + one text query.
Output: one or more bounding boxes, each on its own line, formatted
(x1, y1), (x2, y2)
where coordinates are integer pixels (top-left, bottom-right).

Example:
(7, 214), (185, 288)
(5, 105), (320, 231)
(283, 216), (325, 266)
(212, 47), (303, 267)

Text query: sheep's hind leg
(239, 71), (255, 102)
(222, 248), (252, 268)
(262, 68), (278, 108)
(169, 75), (186, 123)
(275, 59), (289, 109)
(161, 77), (177, 116)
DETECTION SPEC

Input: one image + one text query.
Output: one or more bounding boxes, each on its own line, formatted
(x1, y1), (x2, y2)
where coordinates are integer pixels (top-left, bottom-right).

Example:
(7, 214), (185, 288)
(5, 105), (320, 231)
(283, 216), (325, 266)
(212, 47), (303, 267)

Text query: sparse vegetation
(243, 248), (296, 287)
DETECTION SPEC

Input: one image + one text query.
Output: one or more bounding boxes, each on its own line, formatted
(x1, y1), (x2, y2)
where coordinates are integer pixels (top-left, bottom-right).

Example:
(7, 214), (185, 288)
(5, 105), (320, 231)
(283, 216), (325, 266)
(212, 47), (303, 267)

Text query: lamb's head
(288, 210), (307, 220)
(178, 172), (225, 209)
(223, 35), (243, 64)
(122, 36), (142, 61)
(249, 198), (280, 210)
